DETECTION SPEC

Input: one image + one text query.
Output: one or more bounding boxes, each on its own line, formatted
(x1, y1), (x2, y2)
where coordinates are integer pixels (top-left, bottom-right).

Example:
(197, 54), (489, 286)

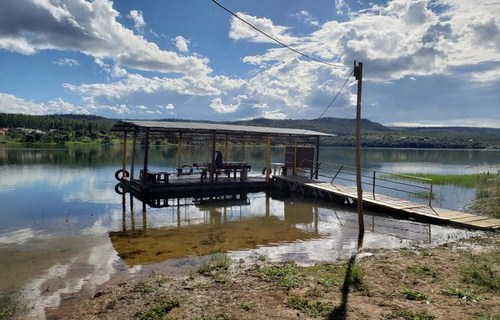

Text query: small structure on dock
(111, 120), (332, 196)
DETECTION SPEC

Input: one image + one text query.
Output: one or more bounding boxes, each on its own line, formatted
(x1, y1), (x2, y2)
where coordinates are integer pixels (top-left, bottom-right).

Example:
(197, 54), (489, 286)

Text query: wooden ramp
(275, 175), (500, 232)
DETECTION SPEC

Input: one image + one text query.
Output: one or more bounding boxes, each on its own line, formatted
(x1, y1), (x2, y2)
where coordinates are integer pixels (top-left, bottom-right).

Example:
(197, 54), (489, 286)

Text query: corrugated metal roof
(113, 120), (333, 137)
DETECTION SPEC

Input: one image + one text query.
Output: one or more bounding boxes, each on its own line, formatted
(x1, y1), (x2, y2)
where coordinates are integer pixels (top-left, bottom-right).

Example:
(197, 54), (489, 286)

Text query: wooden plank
(274, 175), (499, 232)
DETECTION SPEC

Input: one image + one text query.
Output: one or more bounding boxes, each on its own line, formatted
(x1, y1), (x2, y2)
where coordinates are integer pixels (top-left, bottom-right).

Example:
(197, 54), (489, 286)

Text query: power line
(317, 69), (354, 119)
(210, 0), (347, 70)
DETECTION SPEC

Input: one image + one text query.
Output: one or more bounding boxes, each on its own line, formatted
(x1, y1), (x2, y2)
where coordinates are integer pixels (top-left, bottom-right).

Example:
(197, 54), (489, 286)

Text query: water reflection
(110, 192), (322, 265)
(110, 189), (480, 266)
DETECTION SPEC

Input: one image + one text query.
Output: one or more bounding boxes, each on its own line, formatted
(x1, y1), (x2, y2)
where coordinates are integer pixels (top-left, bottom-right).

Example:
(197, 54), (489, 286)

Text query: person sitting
(214, 150), (224, 169)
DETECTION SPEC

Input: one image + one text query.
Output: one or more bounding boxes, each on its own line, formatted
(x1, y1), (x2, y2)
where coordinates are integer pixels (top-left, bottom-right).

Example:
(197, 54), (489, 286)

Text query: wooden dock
(275, 175), (500, 232)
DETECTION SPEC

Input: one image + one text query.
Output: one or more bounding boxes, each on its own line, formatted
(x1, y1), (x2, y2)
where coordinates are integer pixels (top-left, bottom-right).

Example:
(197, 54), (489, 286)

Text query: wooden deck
(275, 175), (500, 232)
(121, 176), (269, 197)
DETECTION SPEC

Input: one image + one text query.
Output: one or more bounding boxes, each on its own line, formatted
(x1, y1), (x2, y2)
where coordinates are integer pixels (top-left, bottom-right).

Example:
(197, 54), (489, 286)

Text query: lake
(0, 145), (499, 319)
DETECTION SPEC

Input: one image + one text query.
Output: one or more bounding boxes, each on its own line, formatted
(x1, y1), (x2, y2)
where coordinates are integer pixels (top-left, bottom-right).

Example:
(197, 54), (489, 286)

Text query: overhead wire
(316, 69), (354, 118)
(210, 0), (347, 70)
(210, 0), (355, 119)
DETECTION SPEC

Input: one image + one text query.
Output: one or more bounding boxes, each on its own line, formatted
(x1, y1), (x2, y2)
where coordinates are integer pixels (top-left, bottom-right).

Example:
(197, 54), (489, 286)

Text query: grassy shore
(469, 175), (500, 218)
(44, 236), (500, 320)
(389, 173), (492, 189)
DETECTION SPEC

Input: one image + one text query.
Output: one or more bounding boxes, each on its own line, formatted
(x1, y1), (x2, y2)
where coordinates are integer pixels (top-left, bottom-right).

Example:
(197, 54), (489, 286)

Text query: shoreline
(40, 235), (500, 320)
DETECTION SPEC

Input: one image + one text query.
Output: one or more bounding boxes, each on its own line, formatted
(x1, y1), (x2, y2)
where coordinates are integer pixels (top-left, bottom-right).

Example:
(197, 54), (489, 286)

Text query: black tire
(115, 183), (125, 195)
(115, 169), (130, 181)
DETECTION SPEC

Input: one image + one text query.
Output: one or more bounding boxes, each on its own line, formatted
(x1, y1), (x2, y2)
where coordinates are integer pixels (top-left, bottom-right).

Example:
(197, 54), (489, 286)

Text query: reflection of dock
(276, 175), (500, 232)
(111, 193), (322, 266)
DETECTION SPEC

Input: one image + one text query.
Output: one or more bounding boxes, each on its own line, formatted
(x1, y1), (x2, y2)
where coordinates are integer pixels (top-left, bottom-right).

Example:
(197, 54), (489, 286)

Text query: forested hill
(1, 113), (500, 148)
(0, 113), (115, 132)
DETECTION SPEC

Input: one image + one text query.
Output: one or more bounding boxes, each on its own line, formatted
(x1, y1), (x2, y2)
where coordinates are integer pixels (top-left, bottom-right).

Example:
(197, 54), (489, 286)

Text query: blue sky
(0, 0), (499, 127)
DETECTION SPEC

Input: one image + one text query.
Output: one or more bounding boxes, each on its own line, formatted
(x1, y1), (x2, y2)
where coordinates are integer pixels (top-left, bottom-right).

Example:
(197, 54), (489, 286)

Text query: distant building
(0, 128), (8, 136)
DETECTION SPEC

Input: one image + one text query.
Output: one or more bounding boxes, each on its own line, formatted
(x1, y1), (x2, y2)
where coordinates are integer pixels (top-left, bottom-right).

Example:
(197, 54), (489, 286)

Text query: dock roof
(112, 120), (333, 137)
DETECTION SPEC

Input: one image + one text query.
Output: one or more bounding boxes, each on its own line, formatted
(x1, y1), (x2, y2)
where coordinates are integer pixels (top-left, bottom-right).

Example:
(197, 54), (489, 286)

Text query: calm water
(0, 145), (499, 319)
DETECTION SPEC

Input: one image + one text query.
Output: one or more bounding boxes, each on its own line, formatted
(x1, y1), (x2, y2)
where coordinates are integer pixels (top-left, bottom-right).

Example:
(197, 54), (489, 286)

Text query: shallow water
(0, 145), (498, 319)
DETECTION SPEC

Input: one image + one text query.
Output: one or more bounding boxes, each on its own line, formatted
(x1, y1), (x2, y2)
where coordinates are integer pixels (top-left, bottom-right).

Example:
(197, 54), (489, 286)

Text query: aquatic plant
(198, 253), (232, 275)
(261, 262), (302, 289)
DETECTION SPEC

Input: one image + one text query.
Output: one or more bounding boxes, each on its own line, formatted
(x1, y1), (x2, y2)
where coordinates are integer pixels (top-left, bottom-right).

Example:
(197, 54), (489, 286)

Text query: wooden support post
(354, 60), (365, 249)
(315, 136), (320, 179)
(265, 192), (270, 216)
(293, 141), (297, 176)
(142, 201), (147, 232)
(121, 193), (126, 232)
(372, 171), (376, 200)
(122, 132), (128, 177)
(242, 138), (246, 162)
(314, 207), (319, 234)
(130, 130), (137, 180)
(428, 181), (433, 207)
(142, 128), (150, 185)
(177, 198), (181, 228)
(265, 136), (272, 182)
(130, 195), (135, 231)
(210, 131), (216, 183)
(177, 132), (183, 169)
(224, 134), (229, 160)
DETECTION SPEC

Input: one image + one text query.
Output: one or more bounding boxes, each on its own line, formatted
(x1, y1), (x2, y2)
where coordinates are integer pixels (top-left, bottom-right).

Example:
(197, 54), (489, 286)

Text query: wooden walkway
(275, 175), (500, 232)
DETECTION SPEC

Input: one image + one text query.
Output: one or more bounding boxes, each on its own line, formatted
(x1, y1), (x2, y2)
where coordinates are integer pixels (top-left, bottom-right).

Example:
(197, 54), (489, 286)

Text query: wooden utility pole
(354, 60), (365, 248)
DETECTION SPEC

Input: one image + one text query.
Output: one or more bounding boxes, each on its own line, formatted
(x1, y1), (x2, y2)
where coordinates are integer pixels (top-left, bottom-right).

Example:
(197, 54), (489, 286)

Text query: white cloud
(0, 0), (211, 76)
(209, 97), (239, 113)
(261, 109), (288, 119)
(470, 68), (500, 83)
(174, 36), (190, 53)
(335, 0), (350, 15)
(128, 9), (145, 31)
(293, 10), (319, 27)
(0, 93), (89, 115)
(163, 103), (175, 110)
(53, 57), (80, 67)
(229, 12), (298, 44)
(387, 119), (500, 128)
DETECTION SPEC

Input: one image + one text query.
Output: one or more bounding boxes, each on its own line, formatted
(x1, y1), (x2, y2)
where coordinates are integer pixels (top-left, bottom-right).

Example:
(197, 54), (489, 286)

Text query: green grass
(287, 296), (331, 317)
(462, 253), (500, 292)
(441, 288), (478, 302)
(384, 310), (435, 320)
(347, 264), (364, 290)
(406, 265), (438, 279)
(0, 291), (22, 320)
(388, 173), (489, 188)
(401, 288), (429, 301)
(469, 175), (500, 218)
(261, 262), (302, 289)
(413, 191), (436, 200)
(198, 254), (232, 275)
(134, 298), (179, 320)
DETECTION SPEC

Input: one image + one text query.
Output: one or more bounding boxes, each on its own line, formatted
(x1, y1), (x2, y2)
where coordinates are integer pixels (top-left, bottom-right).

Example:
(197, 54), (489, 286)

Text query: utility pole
(354, 60), (365, 249)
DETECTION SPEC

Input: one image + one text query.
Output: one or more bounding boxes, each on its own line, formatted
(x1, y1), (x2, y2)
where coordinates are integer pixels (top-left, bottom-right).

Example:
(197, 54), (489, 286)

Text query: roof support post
(224, 134), (229, 160)
(315, 136), (320, 179)
(130, 130), (137, 180)
(265, 136), (272, 182)
(177, 132), (183, 169)
(142, 128), (150, 185)
(122, 131), (128, 178)
(210, 131), (216, 183)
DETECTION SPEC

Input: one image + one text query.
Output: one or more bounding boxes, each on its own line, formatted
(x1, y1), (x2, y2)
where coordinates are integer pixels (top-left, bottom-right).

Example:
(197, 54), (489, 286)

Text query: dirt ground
(43, 235), (500, 320)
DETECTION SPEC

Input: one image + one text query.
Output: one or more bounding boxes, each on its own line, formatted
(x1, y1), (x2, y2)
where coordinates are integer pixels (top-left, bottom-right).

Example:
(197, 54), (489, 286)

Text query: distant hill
(1, 112), (500, 149)
(229, 117), (389, 136)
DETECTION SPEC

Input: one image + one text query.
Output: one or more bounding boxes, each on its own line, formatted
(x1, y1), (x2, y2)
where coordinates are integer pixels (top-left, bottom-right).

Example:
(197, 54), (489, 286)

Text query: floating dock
(276, 175), (500, 232)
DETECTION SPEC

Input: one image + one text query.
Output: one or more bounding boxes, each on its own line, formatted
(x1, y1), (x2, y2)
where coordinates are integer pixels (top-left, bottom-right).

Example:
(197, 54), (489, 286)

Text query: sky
(0, 0), (499, 127)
